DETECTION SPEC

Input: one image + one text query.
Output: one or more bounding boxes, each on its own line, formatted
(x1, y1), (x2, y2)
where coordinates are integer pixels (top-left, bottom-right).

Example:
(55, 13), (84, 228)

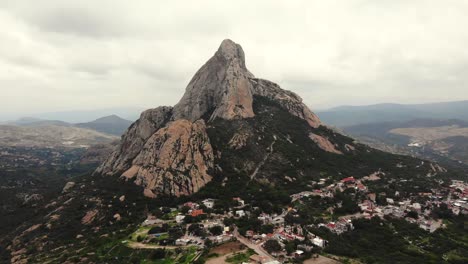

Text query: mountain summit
(173, 39), (255, 121)
(96, 39), (322, 197)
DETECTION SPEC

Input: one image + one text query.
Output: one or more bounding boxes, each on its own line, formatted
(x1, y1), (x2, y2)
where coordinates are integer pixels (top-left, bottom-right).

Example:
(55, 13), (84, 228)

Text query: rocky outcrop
(62, 182), (76, 193)
(251, 78), (321, 128)
(173, 39), (255, 121)
(95, 39), (322, 197)
(309, 133), (343, 154)
(121, 119), (214, 197)
(171, 39), (320, 128)
(95, 106), (173, 176)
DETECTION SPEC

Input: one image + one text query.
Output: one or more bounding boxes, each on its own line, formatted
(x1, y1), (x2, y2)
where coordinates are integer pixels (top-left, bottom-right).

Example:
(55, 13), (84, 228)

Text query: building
(312, 237), (327, 247)
(175, 215), (186, 223)
(236, 210), (246, 217)
(202, 198), (215, 209)
(191, 209), (205, 217)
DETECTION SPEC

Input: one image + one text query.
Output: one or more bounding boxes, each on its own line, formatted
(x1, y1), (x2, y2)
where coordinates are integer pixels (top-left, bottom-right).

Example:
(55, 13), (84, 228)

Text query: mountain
(318, 101), (468, 127)
(5, 117), (71, 127)
(0, 124), (118, 148)
(95, 39), (321, 198)
(3, 40), (466, 264)
(26, 107), (145, 123)
(75, 115), (133, 136)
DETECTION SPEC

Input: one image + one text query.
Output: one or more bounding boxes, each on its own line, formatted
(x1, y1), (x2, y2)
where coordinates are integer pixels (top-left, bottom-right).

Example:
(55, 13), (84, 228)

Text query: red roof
(341, 177), (355, 183)
(191, 209), (204, 217)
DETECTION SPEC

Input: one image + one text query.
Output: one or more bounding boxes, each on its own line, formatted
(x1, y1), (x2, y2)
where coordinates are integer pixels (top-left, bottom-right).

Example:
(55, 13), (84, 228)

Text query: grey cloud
(0, 0), (467, 118)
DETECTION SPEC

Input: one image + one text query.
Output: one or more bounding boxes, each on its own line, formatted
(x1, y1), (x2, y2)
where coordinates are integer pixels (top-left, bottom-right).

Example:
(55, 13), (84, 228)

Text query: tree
(209, 225), (223, 236)
(180, 205), (191, 214)
(264, 239), (281, 253)
(149, 248), (166, 260)
(260, 224), (274, 234)
(406, 211), (418, 219)
(285, 241), (296, 255)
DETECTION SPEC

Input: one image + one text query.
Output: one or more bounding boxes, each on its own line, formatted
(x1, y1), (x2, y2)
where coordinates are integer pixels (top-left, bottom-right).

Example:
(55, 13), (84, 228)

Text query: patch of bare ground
(208, 241), (245, 255)
(303, 255), (342, 264)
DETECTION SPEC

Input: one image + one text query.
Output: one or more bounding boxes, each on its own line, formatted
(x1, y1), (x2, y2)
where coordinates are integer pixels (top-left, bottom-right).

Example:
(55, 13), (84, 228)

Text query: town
(121, 171), (468, 263)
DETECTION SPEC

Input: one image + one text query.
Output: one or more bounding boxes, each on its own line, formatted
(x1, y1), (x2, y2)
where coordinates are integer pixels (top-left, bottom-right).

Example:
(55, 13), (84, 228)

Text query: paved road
(233, 228), (276, 262)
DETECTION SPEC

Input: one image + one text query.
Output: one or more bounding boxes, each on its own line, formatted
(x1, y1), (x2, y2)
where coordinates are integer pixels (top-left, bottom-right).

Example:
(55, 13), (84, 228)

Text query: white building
(312, 237), (326, 247)
(236, 210), (246, 217)
(202, 198), (215, 209)
(175, 215), (186, 223)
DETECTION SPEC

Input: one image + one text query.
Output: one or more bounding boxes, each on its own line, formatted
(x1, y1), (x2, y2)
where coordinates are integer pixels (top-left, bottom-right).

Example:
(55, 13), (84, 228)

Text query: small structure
(235, 210), (245, 217)
(202, 198), (215, 209)
(191, 209), (205, 217)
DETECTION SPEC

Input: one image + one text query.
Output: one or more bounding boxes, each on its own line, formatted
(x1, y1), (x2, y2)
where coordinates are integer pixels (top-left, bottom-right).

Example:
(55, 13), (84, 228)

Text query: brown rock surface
(95, 106), (173, 176)
(122, 119), (214, 197)
(309, 133), (343, 154)
(173, 39), (255, 121)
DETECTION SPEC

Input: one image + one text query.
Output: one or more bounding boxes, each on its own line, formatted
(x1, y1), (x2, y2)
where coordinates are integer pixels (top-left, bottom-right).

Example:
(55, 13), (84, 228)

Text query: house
(341, 177), (355, 184)
(233, 197), (245, 206)
(312, 237), (327, 247)
(191, 209), (205, 217)
(411, 203), (422, 212)
(356, 183), (367, 192)
(175, 238), (191, 246)
(183, 202), (199, 210)
(202, 198), (215, 209)
(175, 215), (186, 223)
(235, 210), (245, 217)
(294, 250), (304, 258)
(272, 216), (285, 225)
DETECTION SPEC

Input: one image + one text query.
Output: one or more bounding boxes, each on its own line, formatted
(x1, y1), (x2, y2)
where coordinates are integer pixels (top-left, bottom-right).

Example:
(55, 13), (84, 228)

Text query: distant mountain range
(318, 100), (468, 127)
(341, 118), (468, 166)
(75, 115), (133, 136)
(0, 107), (145, 123)
(4, 115), (132, 136)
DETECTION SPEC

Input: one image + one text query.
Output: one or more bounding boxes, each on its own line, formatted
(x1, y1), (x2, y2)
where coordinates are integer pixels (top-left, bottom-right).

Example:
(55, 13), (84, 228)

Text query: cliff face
(121, 119), (214, 198)
(95, 106), (173, 176)
(96, 39), (323, 197)
(172, 39), (255, 121)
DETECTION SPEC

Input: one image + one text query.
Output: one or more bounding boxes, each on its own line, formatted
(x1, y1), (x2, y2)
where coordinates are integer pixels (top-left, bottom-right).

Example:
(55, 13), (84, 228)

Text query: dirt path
(304, 255), (341, 264)
(250, 135), (277, 181)
(126, 241), (185, 250)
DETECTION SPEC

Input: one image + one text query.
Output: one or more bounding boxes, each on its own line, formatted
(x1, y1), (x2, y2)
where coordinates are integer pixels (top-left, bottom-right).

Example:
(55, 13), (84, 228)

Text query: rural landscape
(0, 1), (467, 264)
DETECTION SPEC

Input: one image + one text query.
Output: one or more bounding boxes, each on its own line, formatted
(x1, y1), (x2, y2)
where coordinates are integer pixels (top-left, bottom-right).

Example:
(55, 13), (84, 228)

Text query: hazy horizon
(1, 0), (468, 119)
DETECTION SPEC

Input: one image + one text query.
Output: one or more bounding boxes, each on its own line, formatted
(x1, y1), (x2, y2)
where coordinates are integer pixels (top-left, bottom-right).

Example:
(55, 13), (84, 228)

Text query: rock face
(173, 39), (255, 121)
(121, 119), (214, 197)
(95, 39), (323, 197)
(95, 106), (173, 176)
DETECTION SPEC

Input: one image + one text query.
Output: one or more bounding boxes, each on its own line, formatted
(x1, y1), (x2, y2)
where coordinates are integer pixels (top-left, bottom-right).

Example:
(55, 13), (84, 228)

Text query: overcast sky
(1, 0), (467, 120)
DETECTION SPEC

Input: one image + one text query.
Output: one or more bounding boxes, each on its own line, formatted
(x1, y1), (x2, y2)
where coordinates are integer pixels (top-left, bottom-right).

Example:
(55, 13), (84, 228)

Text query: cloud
(0, 0), (467, 120)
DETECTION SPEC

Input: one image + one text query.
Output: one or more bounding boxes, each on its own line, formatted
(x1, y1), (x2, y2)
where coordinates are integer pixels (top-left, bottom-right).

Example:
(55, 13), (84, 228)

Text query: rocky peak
(96, 39), (322, 197)
(172, 39), (255, 122)
(217, 39), (248, 68)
